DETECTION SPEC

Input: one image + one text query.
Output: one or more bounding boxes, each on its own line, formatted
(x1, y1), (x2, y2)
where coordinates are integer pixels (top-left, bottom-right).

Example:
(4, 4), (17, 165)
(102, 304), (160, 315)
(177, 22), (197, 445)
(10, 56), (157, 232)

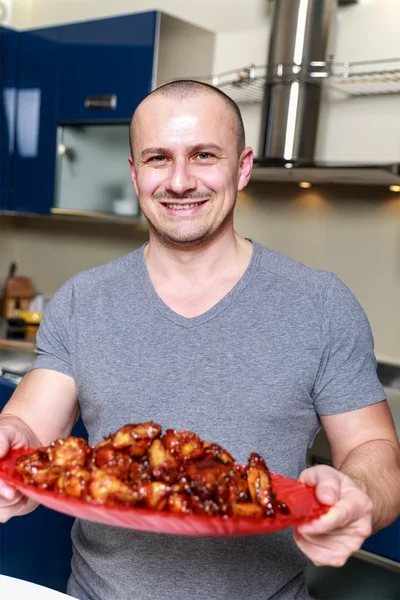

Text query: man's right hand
(0, 369), (79, 522)
(0, 417), (40, 522)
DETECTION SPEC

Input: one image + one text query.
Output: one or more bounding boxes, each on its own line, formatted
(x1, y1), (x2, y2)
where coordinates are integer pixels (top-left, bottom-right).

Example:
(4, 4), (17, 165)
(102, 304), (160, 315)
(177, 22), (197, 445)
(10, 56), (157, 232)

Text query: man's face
(130, 93), (253, 247)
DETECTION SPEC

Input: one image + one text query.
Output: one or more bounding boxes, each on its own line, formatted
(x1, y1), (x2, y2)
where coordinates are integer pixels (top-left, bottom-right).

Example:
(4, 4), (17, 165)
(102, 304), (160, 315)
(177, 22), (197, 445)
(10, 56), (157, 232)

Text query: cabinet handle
(84, 94), (117, 110)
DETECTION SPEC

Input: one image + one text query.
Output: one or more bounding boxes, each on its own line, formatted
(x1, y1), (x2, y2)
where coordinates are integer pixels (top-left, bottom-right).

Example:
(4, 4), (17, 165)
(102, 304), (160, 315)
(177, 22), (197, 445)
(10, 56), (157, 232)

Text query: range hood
(253, 0), (400, 187)
(251, 161), (400, 186)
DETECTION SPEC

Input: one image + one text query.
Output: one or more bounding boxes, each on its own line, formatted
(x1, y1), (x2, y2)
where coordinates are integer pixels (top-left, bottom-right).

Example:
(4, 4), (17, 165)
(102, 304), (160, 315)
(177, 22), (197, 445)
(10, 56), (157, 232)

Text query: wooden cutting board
(0, 340), (36, 352)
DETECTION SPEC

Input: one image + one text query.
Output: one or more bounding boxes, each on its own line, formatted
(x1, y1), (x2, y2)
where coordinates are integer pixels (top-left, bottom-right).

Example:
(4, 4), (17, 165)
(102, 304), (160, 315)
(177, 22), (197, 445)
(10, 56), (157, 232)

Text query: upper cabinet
(58, 13), (157, 123)
(0, 26), (19, 210)
(1, 12), (215, 217)
(11, 25), (63, 214)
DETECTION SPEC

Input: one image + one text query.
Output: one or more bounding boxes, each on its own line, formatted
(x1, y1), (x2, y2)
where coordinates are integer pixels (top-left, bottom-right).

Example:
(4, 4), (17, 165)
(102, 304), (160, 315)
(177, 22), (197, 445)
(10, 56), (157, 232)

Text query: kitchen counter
(0, 341), (36, 385)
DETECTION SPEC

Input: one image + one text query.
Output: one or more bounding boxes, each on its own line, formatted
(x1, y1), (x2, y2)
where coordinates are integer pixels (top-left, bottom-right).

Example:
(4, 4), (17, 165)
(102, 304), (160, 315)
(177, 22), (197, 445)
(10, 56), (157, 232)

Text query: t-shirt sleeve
(312, 274), (386, 415)
(29, 279), (75, 379)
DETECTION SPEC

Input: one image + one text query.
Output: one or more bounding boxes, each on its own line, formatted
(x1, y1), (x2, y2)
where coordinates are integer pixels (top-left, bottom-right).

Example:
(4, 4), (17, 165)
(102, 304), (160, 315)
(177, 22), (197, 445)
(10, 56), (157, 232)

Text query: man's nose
(166, 158), (196, 195)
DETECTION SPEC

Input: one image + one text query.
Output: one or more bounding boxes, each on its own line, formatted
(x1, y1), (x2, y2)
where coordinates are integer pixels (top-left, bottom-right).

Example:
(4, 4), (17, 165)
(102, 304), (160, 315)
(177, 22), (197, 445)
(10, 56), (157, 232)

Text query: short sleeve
(312, 274), (386, 415)
(29, 279), (75, 378)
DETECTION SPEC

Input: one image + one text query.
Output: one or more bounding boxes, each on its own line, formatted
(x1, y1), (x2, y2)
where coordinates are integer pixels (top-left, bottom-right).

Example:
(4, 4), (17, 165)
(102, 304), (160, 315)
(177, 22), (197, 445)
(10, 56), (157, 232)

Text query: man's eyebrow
(140, 143), (224, 159)
(187, 143), (224, 154)
(140, 147), (169, 159)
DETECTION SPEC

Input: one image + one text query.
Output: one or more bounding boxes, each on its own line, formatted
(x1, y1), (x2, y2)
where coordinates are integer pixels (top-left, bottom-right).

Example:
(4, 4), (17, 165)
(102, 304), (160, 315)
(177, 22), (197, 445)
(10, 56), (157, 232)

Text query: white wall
(10, 0), (270, 31)
(316, 0), (400, 163)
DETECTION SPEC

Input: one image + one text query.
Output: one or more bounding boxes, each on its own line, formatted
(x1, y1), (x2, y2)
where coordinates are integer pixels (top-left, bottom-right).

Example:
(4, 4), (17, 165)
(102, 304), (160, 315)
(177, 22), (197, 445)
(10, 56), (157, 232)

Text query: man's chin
(150, 225), (213, 248)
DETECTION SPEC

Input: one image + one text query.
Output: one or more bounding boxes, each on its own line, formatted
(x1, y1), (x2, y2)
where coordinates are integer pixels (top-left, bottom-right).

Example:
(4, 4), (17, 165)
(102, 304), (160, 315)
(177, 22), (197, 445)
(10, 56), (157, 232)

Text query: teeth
(165, 202), (204, 210)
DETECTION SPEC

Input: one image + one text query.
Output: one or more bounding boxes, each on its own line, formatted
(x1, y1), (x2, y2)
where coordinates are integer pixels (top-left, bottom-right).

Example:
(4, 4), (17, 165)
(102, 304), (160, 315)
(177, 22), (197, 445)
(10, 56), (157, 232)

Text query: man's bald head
(129, 80), (246, 159)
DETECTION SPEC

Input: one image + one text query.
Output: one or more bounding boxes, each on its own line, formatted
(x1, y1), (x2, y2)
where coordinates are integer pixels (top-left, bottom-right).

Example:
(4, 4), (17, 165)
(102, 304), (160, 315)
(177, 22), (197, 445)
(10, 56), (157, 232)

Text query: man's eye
(196, 152), (215, 161)
(149, 156), (167, 163)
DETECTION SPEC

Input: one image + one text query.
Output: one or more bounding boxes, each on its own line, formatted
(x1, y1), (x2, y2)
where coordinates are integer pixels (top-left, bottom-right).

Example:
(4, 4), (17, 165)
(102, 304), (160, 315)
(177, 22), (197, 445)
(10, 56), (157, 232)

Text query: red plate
(0, 448), (329, 536)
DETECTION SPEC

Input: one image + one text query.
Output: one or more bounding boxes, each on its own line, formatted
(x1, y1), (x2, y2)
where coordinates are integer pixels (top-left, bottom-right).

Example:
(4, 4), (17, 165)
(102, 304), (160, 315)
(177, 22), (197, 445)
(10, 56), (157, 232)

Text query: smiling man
(0, 81), (399, 600)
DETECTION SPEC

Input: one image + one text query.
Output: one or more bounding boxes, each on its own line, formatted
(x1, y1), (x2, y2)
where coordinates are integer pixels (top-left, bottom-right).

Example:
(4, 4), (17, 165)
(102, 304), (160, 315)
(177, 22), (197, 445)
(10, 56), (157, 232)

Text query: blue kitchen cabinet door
(362, 518), (400, 563)
(0, 380), (88, 592)
(0, 27), (20, 211)
(0, 377), (15, 405)
(10, 26), (63, 214)
(58, 11), (157, 122)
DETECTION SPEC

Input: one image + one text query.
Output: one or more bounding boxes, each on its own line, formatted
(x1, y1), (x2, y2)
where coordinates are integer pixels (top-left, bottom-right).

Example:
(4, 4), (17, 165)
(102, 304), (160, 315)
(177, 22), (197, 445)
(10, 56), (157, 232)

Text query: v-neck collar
(138, 240), (262, 328)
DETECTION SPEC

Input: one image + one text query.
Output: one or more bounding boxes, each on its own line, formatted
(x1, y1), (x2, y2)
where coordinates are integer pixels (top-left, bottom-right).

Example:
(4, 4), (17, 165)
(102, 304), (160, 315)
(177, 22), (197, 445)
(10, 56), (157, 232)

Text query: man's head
(129, 80), (253, 248)
(130, 80), (246, 158)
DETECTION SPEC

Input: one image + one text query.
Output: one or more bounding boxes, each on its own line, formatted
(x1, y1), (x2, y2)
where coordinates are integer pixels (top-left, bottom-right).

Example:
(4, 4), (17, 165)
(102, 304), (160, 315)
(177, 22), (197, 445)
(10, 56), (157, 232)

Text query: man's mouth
(163, 200), (207, 210)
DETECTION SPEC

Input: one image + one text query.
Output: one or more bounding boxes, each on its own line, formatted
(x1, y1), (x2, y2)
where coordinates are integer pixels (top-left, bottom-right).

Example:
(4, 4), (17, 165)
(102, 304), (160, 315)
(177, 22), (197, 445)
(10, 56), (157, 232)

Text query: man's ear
(128, 156), (139, 197)
(238, 146), (254, 192)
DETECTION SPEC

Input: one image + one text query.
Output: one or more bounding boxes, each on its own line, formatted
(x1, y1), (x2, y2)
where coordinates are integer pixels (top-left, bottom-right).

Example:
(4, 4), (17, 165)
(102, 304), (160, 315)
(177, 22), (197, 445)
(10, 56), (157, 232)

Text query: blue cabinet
(0, 26), (20, 210)
(0, 377), (15, 405)
(10, 26), (62, 214)
(362, 518), (400, 563)
(0, 378), (88, 592)
(59, 12), (157, 122)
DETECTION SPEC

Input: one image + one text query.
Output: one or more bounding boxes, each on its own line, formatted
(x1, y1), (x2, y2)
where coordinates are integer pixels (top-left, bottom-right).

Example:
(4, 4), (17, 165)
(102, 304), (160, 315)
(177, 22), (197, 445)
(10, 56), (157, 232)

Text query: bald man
(1, 81), (399, 600)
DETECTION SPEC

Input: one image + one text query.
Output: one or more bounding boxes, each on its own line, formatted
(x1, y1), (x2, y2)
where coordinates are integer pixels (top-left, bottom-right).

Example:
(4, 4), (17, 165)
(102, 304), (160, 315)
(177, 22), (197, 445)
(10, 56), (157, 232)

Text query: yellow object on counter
(15, 310), (43, 339)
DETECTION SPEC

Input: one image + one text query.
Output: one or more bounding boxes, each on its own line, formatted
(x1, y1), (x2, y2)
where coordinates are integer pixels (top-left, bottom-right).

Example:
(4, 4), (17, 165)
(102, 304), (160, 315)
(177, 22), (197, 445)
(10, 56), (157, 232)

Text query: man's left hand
(293, 465), (374, 567)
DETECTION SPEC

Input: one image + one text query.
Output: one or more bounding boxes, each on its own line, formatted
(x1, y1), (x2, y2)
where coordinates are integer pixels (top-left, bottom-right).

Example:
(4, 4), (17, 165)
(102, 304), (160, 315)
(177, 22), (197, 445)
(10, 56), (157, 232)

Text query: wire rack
(194, 59), (400, 104)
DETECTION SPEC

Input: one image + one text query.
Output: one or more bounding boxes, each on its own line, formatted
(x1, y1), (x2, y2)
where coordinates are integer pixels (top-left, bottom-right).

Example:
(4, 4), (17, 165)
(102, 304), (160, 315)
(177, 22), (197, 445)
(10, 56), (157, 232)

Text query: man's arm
(0, 368), (78, 521)
(294, 400), (400, 567)
(1, 368), (79, 444)
(321, 400), (400, 532)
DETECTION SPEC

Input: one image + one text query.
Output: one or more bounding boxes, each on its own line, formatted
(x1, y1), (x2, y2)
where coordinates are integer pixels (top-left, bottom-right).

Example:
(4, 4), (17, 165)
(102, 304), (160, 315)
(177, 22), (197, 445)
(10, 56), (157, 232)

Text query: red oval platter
(0, 448), (329, 536)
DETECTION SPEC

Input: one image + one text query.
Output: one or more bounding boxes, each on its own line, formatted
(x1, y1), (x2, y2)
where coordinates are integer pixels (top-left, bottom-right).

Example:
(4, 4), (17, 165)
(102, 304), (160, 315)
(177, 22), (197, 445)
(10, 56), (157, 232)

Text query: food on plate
(14, 422), (290, 518)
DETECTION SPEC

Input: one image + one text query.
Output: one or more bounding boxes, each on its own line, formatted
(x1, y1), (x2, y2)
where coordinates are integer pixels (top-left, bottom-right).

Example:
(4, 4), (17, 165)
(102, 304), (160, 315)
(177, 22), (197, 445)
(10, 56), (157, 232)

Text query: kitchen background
(1, 0), (400, 363)
(0, 0), (399, 598)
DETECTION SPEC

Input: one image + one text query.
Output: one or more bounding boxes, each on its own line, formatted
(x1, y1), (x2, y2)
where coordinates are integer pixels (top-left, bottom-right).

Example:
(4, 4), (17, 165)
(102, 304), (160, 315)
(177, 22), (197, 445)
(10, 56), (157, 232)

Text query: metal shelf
(195, 59), (400, 104)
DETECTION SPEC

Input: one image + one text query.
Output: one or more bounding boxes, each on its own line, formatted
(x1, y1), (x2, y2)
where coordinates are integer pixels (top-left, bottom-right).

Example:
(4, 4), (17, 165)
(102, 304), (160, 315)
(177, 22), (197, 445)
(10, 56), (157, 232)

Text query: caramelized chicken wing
(246, 452), (275, 517)
(56, 468), (91, 497)
(110, 422), (161, 457)
(138, 481), (171, 510)
(93, 440), (133, 480)
(15, 449), (51, 476)
(88, 469), (139, 505)
(48, 437), (92, 469)
(162, 429), (205, 462)
(202, 443), (235, 465)
(147, 438), (179, 483)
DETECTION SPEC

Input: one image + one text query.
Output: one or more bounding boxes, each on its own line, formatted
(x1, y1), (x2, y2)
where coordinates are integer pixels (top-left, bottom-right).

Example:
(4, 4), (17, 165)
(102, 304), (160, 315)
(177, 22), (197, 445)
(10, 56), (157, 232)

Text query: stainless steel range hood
(253, 0), (400, 187)
(251, 161), (400, 186)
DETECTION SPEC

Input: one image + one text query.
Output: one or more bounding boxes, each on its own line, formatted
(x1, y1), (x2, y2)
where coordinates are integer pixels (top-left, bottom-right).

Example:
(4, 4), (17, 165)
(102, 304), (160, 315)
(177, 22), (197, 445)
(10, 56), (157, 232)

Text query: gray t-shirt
(32, 241), (385, 600)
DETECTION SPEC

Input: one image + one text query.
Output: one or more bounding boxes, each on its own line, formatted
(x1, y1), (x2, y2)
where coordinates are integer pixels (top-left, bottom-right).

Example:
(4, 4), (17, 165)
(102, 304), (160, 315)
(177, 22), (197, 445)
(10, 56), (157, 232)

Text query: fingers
(293, 524), (367, 568)
(0, 429), (12, 458)
(0, 479), (19, 502)
(299, 465), (341, 506)
(298, 489), (373, 536)
(0, 495), (28, 523)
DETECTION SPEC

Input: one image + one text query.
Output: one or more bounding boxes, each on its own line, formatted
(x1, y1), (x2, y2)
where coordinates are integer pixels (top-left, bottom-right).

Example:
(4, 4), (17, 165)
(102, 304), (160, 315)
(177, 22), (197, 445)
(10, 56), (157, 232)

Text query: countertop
(0, 575), (70, 599)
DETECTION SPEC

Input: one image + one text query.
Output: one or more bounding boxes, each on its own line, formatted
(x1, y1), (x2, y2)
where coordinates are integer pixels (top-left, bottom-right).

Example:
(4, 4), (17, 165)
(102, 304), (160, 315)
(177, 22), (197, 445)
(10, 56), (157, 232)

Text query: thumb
(0, 428), (13, 459)
(299, 465), (341, 506)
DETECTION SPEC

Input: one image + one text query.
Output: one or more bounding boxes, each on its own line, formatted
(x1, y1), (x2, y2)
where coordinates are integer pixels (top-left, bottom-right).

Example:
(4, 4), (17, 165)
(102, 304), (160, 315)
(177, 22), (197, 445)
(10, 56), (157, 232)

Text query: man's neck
(144, 231), (252, 285)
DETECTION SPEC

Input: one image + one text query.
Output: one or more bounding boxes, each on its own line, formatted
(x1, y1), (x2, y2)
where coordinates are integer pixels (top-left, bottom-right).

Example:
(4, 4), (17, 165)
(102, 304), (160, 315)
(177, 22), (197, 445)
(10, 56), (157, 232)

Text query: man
(0, 80), (399, 600)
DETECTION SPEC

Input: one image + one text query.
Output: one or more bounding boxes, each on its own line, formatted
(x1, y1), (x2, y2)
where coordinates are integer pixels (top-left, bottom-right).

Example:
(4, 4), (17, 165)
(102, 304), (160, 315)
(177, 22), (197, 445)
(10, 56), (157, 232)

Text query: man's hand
(293, 465), (373, 567)
(0, 416), (40, 522)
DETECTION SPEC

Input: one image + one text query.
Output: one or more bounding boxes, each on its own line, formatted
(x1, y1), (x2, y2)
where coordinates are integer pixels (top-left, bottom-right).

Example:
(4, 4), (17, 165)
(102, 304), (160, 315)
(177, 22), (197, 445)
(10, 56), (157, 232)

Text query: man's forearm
(339, 439), (400, 533)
